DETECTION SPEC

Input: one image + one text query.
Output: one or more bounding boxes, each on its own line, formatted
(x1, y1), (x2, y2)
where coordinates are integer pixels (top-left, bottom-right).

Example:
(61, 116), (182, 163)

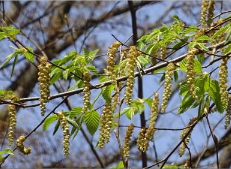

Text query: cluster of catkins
(7, 98), (17, 145)
(200, 1), (215, 28)
(57, 111), (70, 156)
(82, 71), (91, 114)
(125, 46), (140, 105)
(161, 63), (175, 112)
(137, 93), (159, 152)
(16, 135), (31, 155)
(98, 102), (113, 148)
(186, 49), (198, 100)
(219, 57), (229, 110)
(107, 41), (121, 82)
(179, 116), (197, 157)
(123, 123), (134, 160)
(38, 56), (51, 116)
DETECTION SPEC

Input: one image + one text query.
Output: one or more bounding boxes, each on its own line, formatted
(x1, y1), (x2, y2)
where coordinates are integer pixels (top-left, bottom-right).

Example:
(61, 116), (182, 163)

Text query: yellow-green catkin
(38, 56), (51, 116)
(16, 135), (31, 155)
(82, 71), (91, 114)
(111, 83), (121, 112)
(57, 111), (70, 156)
(161, 63), (175, 112)
(98, 102), (113, 148)
(219, 57), (229, 110)
(125, 46), (139, 105)
(207, 1), (215, 27)
(160, 46), (167, 59)
(186, 49), (198, 100)
(201, 1), (209, 28)
(179, 117), (197, 157)
(7, 99), (17, 145)
(145, 93), (159, 141)
(225, 96), (231, 129)
(107, 41), (121, 82)
(137, 128), (148, 152)
(123, 123), (134, 160)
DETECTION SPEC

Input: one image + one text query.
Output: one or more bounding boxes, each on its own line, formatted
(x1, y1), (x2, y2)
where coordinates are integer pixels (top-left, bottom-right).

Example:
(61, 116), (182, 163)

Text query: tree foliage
(1, 1), (231, 168)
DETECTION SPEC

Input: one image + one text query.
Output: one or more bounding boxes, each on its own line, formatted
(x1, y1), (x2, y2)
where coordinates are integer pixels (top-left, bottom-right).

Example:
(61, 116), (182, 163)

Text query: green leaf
(223, 43), (231, 54)
(182, 25), (198, 36)
(163, 164), (179, 169)
(205, 78), (224, 113)
(179, 58), (202, 73)
(84, 48), (99, 63)
(195, 35), (211, 42)
(43, 115), (58, 131)
(0, 32), (7, 40)
(66, 117), (80, 129)
(10, 55), (18, 78)
(68, 107), (82, 119)
(23, 47), (34, 62)
(68, 81), (80, 91)
(50, 69), (62, 85)
(142, 98), (153, 108)
(0, 148), (14, 156)
(53, 120), (60, 135)
(137, 55), (150, 66)
(132, 99), (145, 113)
(83, 111), (100, 135)
(174, 71), (178, 82)
(172, 15), (180, 21)
(212, 25), (229, 39)
(114, 107), (131, 118)
(178, 92), (195, 114)
(0, 53), (17, 69)
(84, 65), (98, 74)
(126, 107), (135, 120)
(115, 161), (124, 169)
(102, 85), (115, 103)
(197, 43), (209, 52)
(179, 81), (188, 95)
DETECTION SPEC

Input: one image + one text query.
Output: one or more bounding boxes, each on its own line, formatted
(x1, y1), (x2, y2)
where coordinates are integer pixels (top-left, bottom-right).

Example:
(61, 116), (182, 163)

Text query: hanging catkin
(186, 49), (198, 100)
(38, 56), (51, 116)
(125, 46), (139, 105)
(219, 57), (229, 110)
(179, 117), (197, 157)
(207, 1), (215, 27)
(161, 63), (175, 112)
(82, 71), (91, 114)
(57, 111), (70, 156)
(7, 97), (17, 145)
(123, 123), (134, 160)
(225, 96), (231, 129)
(200, 1), (209, 28)
(107, 41), (121, 83)
(98, 102), (113, 148)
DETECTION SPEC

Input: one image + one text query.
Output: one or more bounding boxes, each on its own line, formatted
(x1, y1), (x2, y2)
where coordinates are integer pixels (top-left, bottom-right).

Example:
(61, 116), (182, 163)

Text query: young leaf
(66, 117), (80, 129)
(83, 48), (99, 63)
(23, 47), (34, 62)
(178, 92), (195, 114)
(10, 55), (18, 78)
(0, 53), (17, 69)
(68, 107), (82, 119)
(53, 120), (60, 135)
(0, 148), (14, 156)
(83, 111), (100, 135)
(102, 85), (115, 102)
(43, 115), (58, 131)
